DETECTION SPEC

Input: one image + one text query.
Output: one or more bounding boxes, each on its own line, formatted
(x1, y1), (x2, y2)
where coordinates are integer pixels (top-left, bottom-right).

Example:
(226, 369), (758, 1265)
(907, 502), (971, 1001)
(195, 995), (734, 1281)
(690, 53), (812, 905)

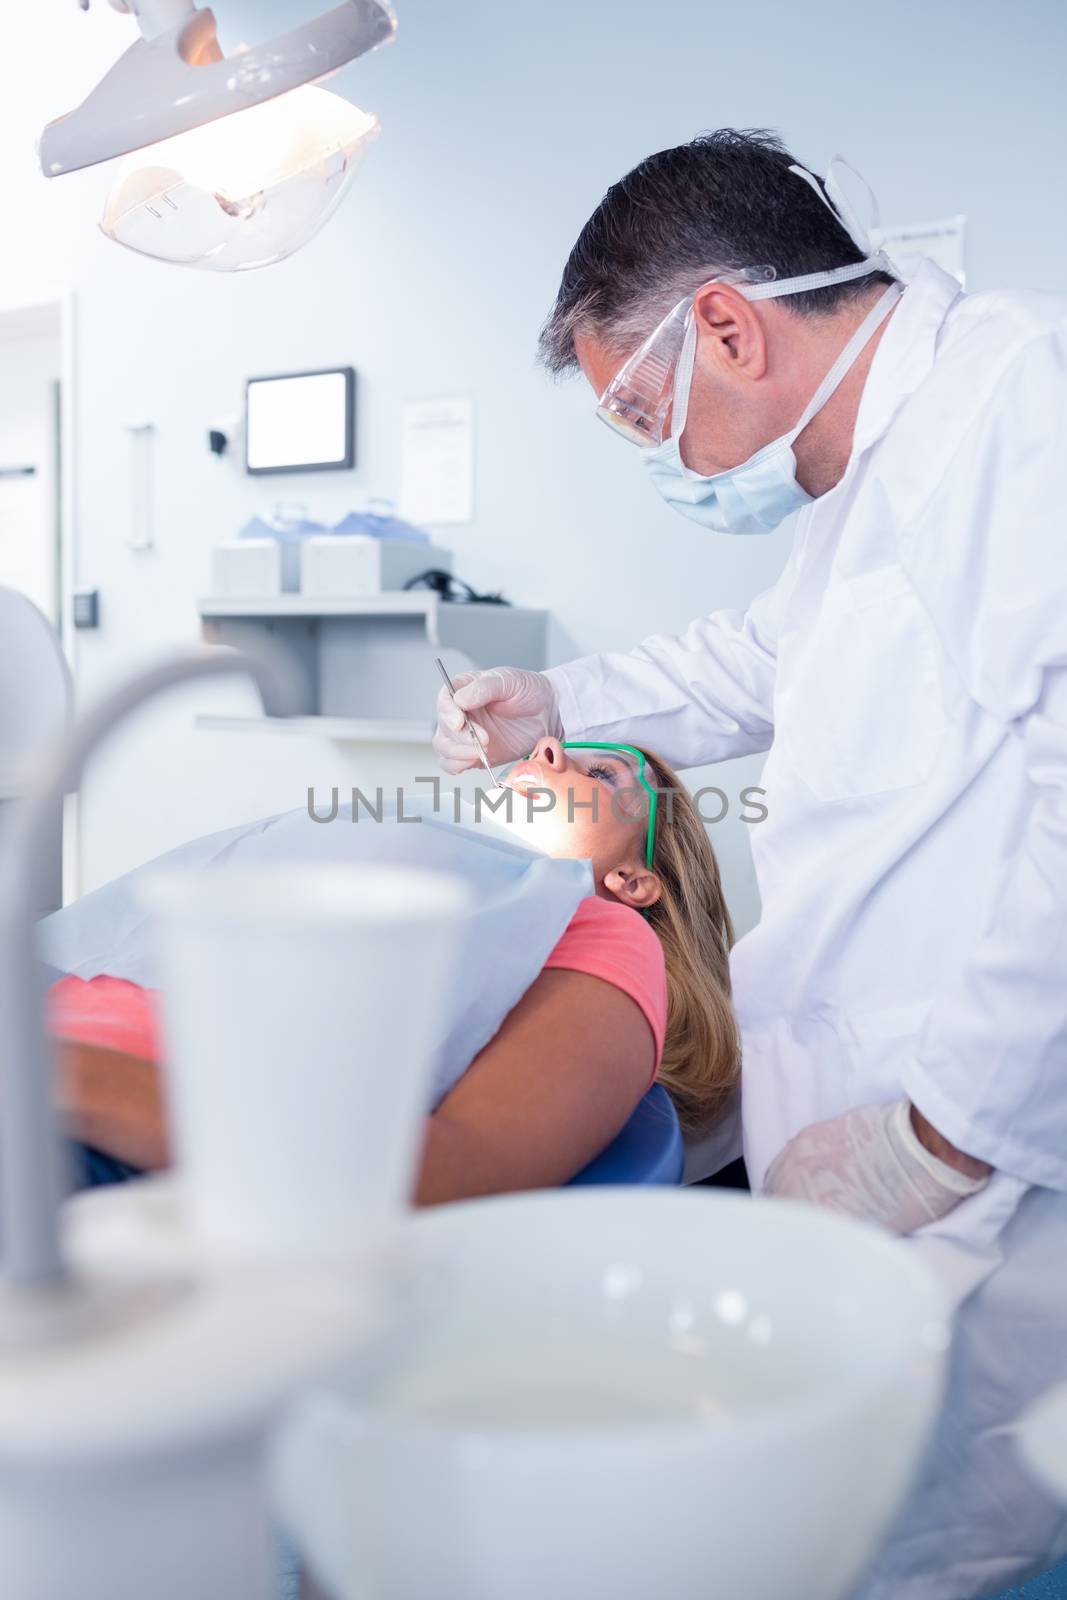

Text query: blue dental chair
(990, 1558), (1067, 1598)
(568, 1083), (685, 1187)
(69, 1057), (686, 1195)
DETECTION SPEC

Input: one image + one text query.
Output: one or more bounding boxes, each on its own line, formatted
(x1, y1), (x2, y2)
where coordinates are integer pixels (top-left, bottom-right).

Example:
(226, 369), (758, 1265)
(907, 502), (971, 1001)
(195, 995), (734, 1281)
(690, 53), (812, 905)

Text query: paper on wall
(871, 215), (967, 288)
(399, 396), (474, 526)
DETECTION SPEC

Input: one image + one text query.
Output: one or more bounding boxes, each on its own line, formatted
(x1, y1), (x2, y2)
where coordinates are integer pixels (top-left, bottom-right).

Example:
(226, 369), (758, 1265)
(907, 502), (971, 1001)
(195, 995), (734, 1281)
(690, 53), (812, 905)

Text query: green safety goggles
(513, 741), (658, 870)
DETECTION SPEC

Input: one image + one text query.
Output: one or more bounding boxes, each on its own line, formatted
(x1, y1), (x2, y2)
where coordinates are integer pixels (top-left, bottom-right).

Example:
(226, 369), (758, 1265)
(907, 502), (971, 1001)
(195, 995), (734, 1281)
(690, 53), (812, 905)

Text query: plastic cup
(139, 861), (470, 1261)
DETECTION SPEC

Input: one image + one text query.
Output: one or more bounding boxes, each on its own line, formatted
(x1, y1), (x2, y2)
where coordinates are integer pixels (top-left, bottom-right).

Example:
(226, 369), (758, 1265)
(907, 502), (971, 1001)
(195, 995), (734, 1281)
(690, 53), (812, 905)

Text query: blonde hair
(640, 749), (740, 1137)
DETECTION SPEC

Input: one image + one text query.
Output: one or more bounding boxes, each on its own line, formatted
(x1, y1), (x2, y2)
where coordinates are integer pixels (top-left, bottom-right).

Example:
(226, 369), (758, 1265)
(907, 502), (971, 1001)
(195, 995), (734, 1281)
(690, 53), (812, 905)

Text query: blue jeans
(71, 1143), (143, 1189)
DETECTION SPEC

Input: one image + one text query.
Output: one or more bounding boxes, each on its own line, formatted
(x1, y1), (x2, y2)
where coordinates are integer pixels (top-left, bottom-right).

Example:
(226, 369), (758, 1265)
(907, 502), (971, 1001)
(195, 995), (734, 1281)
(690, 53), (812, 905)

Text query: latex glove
(432, 666), (562, 774)
(763, 1100), (991, 1235)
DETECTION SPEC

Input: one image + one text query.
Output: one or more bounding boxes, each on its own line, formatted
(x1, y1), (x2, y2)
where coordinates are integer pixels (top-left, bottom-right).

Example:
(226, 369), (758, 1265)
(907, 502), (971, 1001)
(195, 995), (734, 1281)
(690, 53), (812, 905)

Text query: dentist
(433, 129), (1067, 1597)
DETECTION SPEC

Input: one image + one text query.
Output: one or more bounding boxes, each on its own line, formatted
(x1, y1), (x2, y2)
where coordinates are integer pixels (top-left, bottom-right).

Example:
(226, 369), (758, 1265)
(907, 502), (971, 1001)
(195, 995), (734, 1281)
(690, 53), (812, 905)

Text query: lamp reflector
(99, 85), (379, 270)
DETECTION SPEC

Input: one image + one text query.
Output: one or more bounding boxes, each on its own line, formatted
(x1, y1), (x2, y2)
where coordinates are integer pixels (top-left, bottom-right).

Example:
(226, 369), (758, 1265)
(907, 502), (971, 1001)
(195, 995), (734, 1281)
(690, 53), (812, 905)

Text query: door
(0, 303), (62, 628)
(0, 297), (72, 909)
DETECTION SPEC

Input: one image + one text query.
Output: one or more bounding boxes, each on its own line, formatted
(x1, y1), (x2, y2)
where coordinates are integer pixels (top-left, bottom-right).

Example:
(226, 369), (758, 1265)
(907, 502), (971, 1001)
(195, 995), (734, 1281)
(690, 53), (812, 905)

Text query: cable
(402, 568), (510, 605)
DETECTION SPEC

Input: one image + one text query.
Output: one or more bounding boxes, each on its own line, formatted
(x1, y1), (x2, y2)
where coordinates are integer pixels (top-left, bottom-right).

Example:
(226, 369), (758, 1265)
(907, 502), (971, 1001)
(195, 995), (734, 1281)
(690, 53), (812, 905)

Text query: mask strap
(667, 153), (891, 444)
(744, 153), (893, 302)
(788, 154), (880, 255)
(789, 281), (902, 438)
(669, 277), (900, 450)
(740, 252), (894, 302)
(669, 312), (699, 442)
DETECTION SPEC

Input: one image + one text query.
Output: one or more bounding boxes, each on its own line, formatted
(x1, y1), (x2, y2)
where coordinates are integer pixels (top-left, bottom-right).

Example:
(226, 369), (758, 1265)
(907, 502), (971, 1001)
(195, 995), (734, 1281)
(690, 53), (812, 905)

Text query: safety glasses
(594, 270), (777, 450)
(510, 742), (658, 869)
(562, 744), (657, 868)
(595, 292), (695, 450)
(594, 248), (887, 450)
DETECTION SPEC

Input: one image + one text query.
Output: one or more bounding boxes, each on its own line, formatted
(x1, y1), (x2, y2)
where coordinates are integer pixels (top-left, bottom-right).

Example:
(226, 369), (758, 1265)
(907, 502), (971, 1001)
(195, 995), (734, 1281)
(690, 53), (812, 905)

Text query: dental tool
(435, 658), (498, 786)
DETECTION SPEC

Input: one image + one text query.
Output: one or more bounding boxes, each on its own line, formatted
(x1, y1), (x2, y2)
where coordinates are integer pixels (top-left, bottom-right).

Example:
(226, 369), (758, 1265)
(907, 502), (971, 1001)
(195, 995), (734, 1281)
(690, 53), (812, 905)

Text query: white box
(300, 536), (451, 597)
(211, 538), (284, 598)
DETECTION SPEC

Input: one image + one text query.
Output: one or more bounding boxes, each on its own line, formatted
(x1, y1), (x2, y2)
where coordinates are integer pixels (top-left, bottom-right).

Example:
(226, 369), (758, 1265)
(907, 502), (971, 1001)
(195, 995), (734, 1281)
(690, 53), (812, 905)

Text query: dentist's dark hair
(538, 127), (896, 375)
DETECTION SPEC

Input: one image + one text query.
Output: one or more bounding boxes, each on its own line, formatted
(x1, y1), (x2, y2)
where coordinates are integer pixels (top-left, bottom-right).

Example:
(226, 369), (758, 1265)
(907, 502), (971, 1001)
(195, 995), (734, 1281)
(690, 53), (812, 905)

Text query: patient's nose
(532, 736), (566, 770)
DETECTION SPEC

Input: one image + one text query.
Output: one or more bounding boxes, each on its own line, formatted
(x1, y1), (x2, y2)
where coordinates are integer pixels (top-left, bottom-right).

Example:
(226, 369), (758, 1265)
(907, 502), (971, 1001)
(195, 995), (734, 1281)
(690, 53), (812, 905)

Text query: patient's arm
(414, 968), (655, 1206)
(54, 1039), (170, 1171)
(54, 969), (655, 1203)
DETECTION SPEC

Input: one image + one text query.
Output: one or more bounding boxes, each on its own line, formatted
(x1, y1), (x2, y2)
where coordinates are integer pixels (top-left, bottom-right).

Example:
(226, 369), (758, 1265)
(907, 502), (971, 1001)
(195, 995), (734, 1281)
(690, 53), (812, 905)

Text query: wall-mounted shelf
(196, 594), (549, 730)
(199, 594), (445, 619)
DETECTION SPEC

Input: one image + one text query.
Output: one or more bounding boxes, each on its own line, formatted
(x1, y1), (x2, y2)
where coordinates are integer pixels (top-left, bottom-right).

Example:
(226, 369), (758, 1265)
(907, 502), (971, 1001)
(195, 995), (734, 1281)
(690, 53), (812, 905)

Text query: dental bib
(38, 797), (593, 1105)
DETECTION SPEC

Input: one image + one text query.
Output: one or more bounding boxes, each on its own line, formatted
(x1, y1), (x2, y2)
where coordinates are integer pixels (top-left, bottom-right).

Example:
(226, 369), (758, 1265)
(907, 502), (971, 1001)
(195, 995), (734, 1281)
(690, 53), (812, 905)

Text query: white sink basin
(273, 1188), (949, 1600)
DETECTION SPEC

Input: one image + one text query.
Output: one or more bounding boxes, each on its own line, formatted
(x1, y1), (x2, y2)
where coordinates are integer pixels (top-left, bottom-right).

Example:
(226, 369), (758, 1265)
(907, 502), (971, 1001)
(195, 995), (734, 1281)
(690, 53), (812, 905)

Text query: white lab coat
(547, 261), (1067, 1597)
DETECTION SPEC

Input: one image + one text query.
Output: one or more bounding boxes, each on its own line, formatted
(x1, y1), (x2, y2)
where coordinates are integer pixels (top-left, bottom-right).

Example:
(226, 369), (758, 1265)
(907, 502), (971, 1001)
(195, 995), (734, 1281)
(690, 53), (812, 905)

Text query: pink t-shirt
(46, 975), (162, 1061)
(543, 896), (667, 1085)
(46, 897), (668, 1085)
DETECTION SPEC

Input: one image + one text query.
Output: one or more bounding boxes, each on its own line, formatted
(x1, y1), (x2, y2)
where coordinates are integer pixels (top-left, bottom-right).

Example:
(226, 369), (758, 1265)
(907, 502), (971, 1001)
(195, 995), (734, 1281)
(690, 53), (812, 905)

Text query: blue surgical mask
(645, 280), (902, 535)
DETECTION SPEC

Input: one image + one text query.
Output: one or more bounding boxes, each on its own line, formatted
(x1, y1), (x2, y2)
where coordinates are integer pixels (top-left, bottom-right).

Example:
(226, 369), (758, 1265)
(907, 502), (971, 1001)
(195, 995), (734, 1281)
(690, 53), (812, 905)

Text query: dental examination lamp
(39, 0), (397, 269)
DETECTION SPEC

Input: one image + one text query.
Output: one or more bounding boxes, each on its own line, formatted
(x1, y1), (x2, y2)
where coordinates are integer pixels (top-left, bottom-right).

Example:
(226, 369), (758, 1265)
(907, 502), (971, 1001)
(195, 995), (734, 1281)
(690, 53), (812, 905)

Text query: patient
(47, 737), (738, 1204)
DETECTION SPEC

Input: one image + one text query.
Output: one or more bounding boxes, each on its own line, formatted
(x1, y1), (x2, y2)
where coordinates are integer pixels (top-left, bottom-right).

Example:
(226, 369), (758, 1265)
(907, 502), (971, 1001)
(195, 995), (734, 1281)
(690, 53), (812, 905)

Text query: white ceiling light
(39, 0), (397, 271)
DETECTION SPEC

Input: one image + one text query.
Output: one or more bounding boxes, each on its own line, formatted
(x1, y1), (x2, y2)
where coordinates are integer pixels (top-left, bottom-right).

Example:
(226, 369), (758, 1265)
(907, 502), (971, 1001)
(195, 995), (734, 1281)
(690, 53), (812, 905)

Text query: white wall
(2, 0), (1066, 927)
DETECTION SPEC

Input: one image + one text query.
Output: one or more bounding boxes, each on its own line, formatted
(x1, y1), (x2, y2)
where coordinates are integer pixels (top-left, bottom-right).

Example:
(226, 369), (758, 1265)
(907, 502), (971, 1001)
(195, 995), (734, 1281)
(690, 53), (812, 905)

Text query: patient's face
(497, 737), (652, 895)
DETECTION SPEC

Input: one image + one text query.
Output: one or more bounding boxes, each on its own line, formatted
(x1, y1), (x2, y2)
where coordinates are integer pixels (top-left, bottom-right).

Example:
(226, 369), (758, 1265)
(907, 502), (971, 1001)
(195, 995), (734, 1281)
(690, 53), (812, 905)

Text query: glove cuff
(891, 1101), (989, 1196)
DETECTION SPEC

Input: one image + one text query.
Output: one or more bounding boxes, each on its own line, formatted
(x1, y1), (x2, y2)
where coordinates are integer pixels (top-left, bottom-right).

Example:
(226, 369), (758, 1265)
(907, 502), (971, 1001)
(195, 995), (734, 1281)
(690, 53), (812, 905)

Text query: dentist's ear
(603, 865), (662, 911)
(691, 281), (768, 378)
